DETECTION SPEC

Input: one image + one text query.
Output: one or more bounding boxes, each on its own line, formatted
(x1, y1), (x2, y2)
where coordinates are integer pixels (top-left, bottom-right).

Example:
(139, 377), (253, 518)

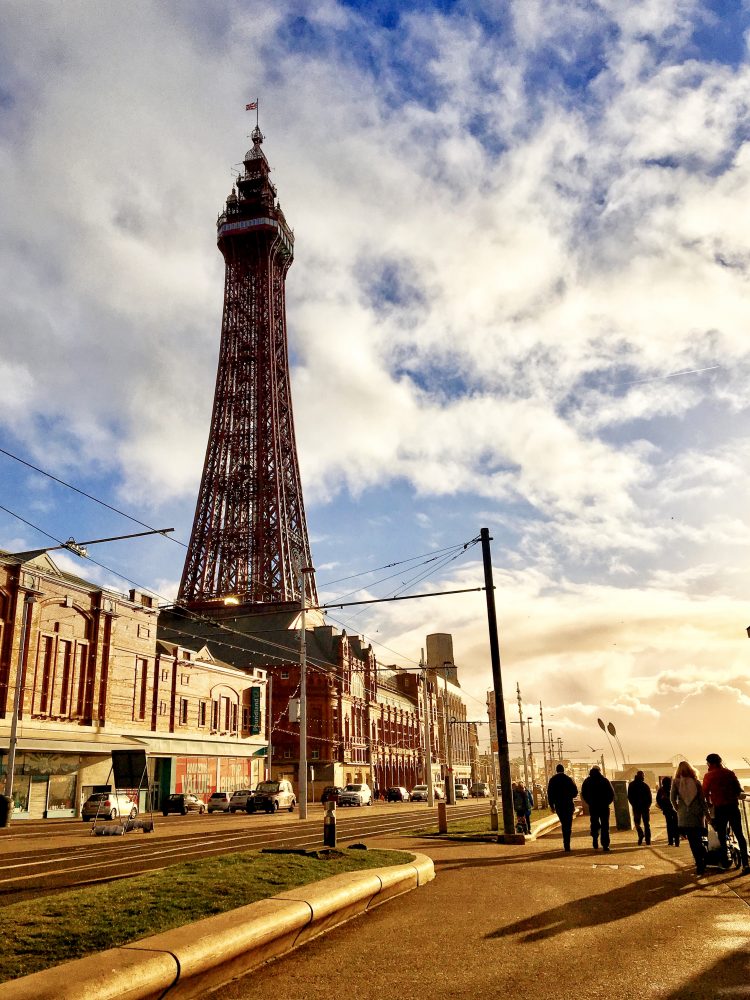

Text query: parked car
(81, 791), (138, 822)
(454, 782), (469, 799)
(162, 793), (207, 816)
(229, 788), (254, 812)
(321, 785), (343, 804)
(386, 786), (410, 802)
(247, 780), (296, 813)
(471, 782), (490, 798)
(207, 791), (232, 813)
(338, 783), (373, 807)
(409, 784), (444, 802)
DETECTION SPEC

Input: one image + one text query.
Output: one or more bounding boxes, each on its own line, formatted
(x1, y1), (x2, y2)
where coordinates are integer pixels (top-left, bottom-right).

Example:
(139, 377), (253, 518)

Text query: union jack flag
(246, 101), (258, 111)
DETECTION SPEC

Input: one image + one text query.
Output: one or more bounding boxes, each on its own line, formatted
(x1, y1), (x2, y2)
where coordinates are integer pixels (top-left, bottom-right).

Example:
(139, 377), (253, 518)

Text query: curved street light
(597, 718), (620, 773)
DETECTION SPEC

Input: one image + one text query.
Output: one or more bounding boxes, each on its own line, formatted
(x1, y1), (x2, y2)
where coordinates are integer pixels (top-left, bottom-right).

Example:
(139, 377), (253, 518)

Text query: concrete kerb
(0, 853), (435, 1000)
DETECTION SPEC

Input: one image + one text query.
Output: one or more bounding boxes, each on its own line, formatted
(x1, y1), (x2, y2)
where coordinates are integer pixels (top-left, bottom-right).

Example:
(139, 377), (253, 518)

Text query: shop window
(133, 657), (148, 721)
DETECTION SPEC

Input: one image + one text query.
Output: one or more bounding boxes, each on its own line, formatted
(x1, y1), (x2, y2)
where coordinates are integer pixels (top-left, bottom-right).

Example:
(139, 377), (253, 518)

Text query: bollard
(437, 800), (448, 834)
(490, 797), (499, 832)
(323, 801), (337, 847)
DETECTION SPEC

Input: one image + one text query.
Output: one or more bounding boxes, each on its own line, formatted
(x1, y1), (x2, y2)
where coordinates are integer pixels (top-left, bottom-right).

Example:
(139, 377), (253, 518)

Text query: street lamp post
(2, 592), (37, 825)
(298, 565), (315, 821)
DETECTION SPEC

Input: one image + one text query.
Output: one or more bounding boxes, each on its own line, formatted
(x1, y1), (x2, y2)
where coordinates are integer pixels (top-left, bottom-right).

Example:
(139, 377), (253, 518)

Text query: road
(217, 813), (750, 1000)
(0, 800), (488, 901)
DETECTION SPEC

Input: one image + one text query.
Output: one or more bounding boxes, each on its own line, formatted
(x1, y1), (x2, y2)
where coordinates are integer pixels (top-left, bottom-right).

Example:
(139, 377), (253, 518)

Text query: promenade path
(218, 813), (750, 1000)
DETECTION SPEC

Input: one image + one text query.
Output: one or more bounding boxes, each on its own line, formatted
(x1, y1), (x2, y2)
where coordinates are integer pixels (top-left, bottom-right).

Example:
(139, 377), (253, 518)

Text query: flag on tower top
(246, 101), (258, 110)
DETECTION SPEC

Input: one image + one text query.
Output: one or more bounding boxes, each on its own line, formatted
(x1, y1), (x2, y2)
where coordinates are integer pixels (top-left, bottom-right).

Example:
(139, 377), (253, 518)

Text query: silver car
(82, 791), (138, 821)
(229, 788), (254, 812)
(207, 791), (232, 813)
(338, 783), (373, 806)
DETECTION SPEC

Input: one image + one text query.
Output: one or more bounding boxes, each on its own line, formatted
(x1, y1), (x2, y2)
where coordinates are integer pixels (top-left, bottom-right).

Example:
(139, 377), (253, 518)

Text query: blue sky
(2, 0), (750, 765)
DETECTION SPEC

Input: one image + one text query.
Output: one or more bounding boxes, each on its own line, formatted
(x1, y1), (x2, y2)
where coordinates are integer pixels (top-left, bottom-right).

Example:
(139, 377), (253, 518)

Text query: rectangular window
(198, 701), (207, 727)
(211, 700), (219, 730)
(281, 671), (289, 680)
(180, 673), (190, 686)
(159, 700), (168, 716)
(38, 636), (54, 714)
(57, 639), (72, 716)
(137, 624), (151, 639)
(310, 749), (319, 760)
(75, 644), (89, 718)
(179, 698), (188, 725)
(242, 706), (250, 731)
(284, 748), (292, 759)
(231, 703), (238, 734)
(135, 658), (148, 721)
(161, 669), (169, 681)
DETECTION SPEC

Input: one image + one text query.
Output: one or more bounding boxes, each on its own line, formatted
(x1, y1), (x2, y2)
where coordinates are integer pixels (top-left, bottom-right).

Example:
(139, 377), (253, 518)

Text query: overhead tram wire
(318, 538), (480, 589)
(0, 445), (188, 548)
(0, 506), (488, 707)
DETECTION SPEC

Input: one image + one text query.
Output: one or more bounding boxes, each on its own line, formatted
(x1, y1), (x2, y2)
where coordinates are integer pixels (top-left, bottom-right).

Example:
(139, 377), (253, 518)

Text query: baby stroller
(703, 818), (743, 871)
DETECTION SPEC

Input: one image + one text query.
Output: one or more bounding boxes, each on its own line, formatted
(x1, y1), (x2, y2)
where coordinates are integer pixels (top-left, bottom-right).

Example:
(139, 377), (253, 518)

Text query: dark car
(162, 793), (206, 816)
(386, 786), (410, 802)
(321, 785), (343, 804)
(247, 780), (296, 814)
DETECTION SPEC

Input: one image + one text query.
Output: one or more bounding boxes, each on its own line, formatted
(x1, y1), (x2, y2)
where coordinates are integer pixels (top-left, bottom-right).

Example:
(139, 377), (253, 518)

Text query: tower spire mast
(179, 116), (317, 610)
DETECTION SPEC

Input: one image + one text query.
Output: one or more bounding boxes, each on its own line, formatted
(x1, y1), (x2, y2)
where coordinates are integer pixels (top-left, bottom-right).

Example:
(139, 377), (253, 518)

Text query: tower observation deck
(178, 126), (317, 610)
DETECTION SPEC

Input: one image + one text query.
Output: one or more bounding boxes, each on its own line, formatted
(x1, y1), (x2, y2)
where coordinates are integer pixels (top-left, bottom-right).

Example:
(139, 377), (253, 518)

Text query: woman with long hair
(670, 761), (707, 875)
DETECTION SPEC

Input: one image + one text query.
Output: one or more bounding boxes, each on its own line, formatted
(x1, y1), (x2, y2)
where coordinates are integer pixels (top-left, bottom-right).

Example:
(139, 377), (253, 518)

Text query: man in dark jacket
(581, 765), (615, 851)
(547, 764), (578, 852)
(702, 753), (749, 874)
(627, 770), (653, 845)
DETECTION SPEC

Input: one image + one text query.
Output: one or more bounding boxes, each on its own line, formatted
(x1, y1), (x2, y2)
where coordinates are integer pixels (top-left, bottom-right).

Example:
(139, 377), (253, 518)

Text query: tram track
(0, 802), (487, 902)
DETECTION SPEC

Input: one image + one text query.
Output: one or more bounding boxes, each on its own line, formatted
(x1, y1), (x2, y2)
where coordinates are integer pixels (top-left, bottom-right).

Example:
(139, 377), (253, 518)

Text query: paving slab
(215, 813), (750, 1000)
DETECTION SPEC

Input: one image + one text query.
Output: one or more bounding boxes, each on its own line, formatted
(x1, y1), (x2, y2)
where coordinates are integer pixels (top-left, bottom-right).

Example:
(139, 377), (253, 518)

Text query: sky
(2, 0), (750, 770)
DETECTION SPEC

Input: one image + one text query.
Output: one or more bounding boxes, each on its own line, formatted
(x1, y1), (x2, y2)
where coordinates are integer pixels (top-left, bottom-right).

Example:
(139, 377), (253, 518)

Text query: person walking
(627, 770), (653, 845)
(702, 753), (750, 875)
(656, 776), (680, 846)
(581, 765), (615, 851)
(512, 782), (529, 833)
(547, 763), (578, 852)
(670, 761), (708, 876)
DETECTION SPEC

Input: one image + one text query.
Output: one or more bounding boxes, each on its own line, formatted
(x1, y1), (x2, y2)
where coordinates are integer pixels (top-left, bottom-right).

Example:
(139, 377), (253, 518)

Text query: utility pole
(516, 683), (529, 789)
(443, 663), (455, 804)
(298, 565), (314, 821)
(480, 527), (515, 837)
(539, 701), (549, 800)
(421, 651), (435, 807)
(266, 673), (273, 781)
(557, 737), (563, 760)
(548, 729), (554, 766)
(526, 717), (535, 790)
(2, 592), (37, 825)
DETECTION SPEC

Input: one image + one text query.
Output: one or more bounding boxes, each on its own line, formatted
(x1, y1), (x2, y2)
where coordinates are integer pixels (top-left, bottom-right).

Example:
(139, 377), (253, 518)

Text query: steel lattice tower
(179, 126), (317, 609)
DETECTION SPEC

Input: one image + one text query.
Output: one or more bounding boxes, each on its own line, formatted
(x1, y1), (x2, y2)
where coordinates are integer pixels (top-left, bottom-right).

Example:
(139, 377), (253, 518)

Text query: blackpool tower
(179, 125), (317, 610)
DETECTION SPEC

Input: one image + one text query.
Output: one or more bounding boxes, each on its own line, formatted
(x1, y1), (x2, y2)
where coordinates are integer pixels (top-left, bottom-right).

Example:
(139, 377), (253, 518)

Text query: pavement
(217, 812), (750, 1000)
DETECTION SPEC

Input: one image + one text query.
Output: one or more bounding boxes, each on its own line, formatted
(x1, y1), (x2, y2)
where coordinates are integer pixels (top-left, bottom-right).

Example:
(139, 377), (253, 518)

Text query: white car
(81, 791), (138, 821)
(338, 783), (372, 807)
(410, 784), (444, 802)
(207, 791), (232, 813)
(454, 782), (469, 799)
(229, 789), (254, 812)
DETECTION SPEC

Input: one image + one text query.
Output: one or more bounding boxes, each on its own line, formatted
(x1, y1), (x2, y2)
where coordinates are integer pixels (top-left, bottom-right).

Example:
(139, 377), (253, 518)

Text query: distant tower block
(179, 126), (317, 609)
(427, 633), (458, 684)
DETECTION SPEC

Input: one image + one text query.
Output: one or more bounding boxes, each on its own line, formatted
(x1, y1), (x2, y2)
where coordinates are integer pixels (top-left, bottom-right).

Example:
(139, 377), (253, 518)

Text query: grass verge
(0, 847), (412, 984)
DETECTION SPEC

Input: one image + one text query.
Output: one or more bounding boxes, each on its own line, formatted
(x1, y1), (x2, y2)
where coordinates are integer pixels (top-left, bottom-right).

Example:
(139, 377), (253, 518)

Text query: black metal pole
(480, 528), (516, 837)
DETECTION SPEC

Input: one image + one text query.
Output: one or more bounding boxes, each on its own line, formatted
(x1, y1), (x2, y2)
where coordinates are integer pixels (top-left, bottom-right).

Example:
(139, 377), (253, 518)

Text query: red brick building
(0, 550), (268, 818)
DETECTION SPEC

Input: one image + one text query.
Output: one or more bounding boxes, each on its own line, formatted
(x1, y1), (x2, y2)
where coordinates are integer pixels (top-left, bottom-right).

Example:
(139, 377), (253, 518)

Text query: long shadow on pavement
(659, 948), (750, 999)
(486, 871), (701, 943)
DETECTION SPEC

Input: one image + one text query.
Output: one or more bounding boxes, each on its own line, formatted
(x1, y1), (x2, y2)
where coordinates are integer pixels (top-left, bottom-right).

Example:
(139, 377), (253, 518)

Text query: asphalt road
(0, 800), (488, 901)
(216, 813), (750, 1000)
